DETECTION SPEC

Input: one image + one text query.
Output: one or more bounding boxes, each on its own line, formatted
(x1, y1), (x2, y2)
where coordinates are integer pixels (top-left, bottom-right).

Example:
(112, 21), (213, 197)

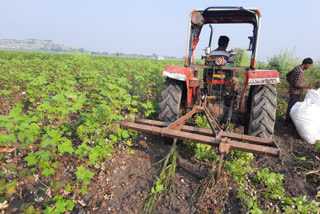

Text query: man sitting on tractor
(210, 35), (234, 65)
(204, 35), (235, 88)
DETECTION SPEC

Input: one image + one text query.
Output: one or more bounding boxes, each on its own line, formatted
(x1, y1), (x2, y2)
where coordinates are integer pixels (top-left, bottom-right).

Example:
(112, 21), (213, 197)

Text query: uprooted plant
(192, 170), (230, 214)
(142, 140), (177, 213)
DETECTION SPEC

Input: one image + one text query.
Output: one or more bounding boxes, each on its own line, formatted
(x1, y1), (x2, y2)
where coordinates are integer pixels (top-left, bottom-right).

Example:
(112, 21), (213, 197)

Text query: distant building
(157, 56), (164, 60)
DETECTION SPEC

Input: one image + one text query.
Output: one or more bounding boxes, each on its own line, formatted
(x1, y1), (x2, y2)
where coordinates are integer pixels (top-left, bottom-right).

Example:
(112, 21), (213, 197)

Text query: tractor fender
(247, 70), (281, 85)
(162, 65), (192, 81)
(239, 69), (280, 113)
(162, 65), (196, 106)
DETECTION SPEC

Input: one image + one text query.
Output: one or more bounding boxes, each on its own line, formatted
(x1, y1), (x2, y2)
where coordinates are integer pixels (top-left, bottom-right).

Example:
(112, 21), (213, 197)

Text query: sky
(0, 0), (319, 61)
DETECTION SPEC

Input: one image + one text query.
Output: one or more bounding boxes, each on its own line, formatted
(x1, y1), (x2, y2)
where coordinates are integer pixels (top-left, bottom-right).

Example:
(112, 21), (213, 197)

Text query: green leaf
(24, 153), (38, 166)
(127, 150), (134, 154)
(65, 185), (72, 192)
(52, 162), (59, 169)
(43, 206), (53, 214)
(0, 134), (17, 144)
(109, 134), (117, 142)
(9, 103), (23, 119)
(121, 130), (129, 139)
(58, 140), (74, 154)
(76, 165), (94, 184)
(155, 184), (163, 192)
(88, 150), (99, 165)
(75, 142), (92, 157)
(65, 199), (74, 211)
(39, 161), (49, 168)
(24, 205), (36, 214)
(0, 115), (9, 123)
(131, 100), (138, 106)
(246, 199), (254, 209)
(79, 185), (88, 195)
(53, 196), (67, 213)
(0, 116), (13, 131)
(42, 168), (55, 177)
(39, 139), (56, 148)
(35, 150), (53, 162)
(126, 141), (132, 146)
(284, 197), (293, 205)
(297, 156), (306, 161)
(54, 181), (60, 191)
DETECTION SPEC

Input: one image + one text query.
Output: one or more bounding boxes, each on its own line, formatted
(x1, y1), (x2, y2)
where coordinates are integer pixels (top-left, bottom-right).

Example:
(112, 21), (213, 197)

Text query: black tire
(158, 78), (183, 122)
(248, 84), (277, 139)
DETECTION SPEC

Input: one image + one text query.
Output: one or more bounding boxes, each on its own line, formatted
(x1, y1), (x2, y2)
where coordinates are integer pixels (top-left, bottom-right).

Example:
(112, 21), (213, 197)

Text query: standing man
(286, 58), (314, 123)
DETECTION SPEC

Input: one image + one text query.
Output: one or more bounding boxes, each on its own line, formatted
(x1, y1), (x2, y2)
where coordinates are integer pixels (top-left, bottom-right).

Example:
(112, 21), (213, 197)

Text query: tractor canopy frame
(185, 7), (261, 69)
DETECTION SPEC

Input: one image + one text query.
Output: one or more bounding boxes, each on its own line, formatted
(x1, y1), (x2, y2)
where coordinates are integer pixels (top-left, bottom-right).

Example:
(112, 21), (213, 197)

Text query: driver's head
(218, 36), (230, 49)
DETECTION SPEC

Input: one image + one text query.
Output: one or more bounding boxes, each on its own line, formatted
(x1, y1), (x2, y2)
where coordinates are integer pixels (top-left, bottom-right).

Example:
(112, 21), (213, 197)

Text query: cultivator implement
(120, 118), (280, 157)
(119, 96), (280, 179)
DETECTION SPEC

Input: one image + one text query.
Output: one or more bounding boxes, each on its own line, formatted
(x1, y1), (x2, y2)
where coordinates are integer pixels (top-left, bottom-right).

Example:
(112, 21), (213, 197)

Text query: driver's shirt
(210, 50), (234, 64)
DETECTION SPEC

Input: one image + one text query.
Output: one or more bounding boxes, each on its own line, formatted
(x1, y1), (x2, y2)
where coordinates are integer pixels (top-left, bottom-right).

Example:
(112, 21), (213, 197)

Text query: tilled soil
(4, 120), (319, 213)
(88, 136), (205, 214)
(85, 120), (319, 213)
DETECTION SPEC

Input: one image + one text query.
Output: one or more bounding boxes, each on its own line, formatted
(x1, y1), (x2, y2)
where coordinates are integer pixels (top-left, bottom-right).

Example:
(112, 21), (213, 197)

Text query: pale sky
(0, 0), (319, 61)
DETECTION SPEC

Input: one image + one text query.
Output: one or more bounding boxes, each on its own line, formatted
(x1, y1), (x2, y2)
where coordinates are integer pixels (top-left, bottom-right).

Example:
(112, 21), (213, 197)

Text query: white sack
(305, 88), (320, 106)
(290, 89), (320, 144)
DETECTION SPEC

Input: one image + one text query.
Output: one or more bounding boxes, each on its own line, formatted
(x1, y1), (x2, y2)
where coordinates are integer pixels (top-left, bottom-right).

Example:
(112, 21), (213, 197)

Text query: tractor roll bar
(185, 7), (262, 69)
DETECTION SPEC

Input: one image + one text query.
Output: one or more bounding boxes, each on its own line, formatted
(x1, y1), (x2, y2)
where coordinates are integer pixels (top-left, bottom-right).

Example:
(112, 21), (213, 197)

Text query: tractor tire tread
(158, 78), (183, 122)
(248, 84), (277, 139)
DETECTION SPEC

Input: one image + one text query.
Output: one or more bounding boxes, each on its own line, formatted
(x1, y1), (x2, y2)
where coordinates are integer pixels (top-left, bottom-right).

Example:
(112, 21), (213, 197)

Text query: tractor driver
(204, 35), (235, 87)
(210, 35), (234, 65)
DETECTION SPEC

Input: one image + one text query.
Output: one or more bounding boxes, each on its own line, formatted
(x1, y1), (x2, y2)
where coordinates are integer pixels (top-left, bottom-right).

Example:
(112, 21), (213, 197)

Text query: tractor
(158, 6), (280, 139)
(120, 7), (281, 165)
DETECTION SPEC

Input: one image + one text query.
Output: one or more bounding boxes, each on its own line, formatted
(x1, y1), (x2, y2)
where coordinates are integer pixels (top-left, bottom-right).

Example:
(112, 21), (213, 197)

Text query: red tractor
(158, 7), (280, 139)
(120, 7), (281, 159)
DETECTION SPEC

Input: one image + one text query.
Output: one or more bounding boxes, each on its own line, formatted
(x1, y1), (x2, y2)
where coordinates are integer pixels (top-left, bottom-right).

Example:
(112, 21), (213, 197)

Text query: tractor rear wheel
(158, 78), (183, 122)
(248, 84), (277, 139)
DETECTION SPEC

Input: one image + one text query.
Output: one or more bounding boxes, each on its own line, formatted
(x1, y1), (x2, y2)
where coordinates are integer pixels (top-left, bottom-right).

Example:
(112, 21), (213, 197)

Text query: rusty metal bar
(120, 121), (280, 157)
(217, 138), (231, 180)
(121, 121), (221, 145)
(190, 65), (250, 71)
(229, 141), (279, 157)
(135, 119), (274, 146)
(168, 107), (202, 130)
(217, 153), (224, 180)
(203, 107), (219, 137)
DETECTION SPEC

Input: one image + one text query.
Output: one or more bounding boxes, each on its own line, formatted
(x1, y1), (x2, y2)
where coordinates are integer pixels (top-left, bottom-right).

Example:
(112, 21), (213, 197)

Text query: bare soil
(78, 120), (320, 213)
(3, 120), (320, 213)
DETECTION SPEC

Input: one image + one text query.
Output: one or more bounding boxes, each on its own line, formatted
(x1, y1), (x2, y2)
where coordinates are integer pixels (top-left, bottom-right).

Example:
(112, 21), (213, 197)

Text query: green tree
(233, 48), (250, 67)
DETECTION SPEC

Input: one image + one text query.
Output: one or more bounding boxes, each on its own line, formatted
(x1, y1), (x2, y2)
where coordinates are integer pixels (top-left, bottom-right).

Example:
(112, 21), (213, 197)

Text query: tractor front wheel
(158, 78), (184, 122)
(248, 84), (277, 139)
